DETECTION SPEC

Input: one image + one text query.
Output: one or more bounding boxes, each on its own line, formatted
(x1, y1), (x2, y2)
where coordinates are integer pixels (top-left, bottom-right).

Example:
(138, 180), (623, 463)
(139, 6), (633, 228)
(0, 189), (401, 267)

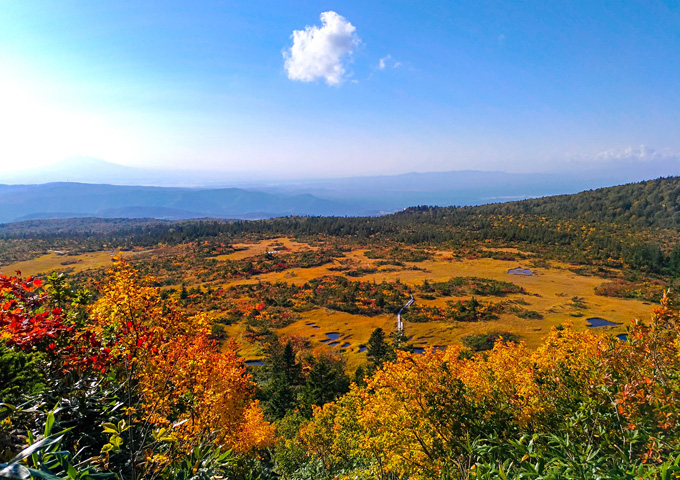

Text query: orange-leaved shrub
(86, 259), (274, 459)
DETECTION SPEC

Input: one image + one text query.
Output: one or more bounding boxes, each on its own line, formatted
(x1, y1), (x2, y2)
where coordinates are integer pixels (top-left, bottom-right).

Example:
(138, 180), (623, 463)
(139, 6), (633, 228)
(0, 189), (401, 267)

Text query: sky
(0, 1), (679, 179)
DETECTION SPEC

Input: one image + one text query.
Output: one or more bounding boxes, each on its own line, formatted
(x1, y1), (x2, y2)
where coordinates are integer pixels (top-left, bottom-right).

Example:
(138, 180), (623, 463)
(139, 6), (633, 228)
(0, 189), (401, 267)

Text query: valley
(0, 233), (658, 367)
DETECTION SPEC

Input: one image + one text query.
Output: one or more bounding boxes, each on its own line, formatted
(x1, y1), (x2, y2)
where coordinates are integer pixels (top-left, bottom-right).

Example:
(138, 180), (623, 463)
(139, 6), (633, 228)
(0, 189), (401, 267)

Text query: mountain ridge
(0, 182), (364, 224)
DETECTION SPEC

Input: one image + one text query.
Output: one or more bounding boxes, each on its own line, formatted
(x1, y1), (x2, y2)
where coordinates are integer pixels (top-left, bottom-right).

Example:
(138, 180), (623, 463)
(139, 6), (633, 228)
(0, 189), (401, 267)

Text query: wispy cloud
(376, 54), (401, 71)
(594, 145), (673, 162)
(283, 11), (360, 86)
(557, 145), (680, 177)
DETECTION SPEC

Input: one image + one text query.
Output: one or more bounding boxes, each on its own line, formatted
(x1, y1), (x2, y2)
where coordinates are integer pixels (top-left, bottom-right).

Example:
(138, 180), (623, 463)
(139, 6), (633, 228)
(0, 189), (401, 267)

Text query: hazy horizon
(3, 154), (680, 188)
(1, 2), (679, 180)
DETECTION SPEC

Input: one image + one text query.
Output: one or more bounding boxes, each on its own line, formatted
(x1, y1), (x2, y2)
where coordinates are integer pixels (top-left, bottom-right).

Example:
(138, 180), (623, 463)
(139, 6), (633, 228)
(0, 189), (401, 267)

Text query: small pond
(508, 267), (533, 275)
(587, 317), (618, 328)
(325, 332), (341, 340)
(329, 341), (340, 347)
(411, 346), (445, 354)
(617, 334), (628, 341)
(245, 360), (264, 366)
(359, 346), (367, 352)
(341, 342), (350, 348)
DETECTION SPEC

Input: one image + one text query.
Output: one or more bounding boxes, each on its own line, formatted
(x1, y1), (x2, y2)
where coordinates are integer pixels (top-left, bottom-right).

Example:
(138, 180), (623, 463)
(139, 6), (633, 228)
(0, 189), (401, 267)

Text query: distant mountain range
(1, 157), (679, 223)
(1, 157), (247, 187)
(0, 183), (360, 224)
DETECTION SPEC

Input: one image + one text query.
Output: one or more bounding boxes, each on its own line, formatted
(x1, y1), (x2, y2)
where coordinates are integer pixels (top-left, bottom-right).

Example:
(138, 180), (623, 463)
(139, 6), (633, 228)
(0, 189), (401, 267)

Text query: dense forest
(2, 177), (680, 479)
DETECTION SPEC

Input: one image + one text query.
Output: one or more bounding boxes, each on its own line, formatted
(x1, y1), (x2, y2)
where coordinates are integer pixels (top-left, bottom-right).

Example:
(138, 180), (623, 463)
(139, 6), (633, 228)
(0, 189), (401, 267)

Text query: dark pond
(245, 360), (264, 366)
(325, 332), (341, 340)
(359, 346), (367, 352)
(329, 341), (340, 347)
(411, 346), (445, 354)
(341, 342), (350, 348)
(587, 317), (618, 327)
(617, 334), (628, 341)
(312, 326), (320, 329)
(508, 268), (533, 275)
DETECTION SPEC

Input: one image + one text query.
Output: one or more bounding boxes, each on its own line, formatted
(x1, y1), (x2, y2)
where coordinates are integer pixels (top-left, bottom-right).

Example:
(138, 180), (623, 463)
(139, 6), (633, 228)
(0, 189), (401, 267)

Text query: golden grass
(212, 237), (316, 261)
(0, 250), (142, 276)
(227, 248), (652, 363)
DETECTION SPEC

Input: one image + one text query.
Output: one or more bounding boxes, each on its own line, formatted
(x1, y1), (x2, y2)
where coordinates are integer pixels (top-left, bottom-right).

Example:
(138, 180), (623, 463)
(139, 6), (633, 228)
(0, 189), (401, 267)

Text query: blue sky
(0, 1), (678, 179)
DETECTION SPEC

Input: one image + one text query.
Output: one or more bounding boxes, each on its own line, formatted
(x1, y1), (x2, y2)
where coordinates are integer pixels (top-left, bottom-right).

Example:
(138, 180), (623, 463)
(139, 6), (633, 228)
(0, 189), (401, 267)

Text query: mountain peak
(55, 156), (125, 170)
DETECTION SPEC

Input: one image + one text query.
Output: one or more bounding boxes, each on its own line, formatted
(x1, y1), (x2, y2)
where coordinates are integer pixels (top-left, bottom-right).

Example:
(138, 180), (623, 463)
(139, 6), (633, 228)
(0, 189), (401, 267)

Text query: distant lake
(587, 317), (618, 327)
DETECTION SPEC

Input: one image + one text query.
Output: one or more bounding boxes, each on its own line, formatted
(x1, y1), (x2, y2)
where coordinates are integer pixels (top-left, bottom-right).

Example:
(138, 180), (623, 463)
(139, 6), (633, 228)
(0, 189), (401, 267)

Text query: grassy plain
(215, 240), (652, 364)
(4, 238), (655, 366)
(215, 237), (318, 261)
(0, 250), (142, 276)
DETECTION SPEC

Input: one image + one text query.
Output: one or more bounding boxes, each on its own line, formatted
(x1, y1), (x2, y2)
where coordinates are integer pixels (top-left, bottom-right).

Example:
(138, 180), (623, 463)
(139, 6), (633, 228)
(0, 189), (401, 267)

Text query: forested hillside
(453, 176), (680, 227)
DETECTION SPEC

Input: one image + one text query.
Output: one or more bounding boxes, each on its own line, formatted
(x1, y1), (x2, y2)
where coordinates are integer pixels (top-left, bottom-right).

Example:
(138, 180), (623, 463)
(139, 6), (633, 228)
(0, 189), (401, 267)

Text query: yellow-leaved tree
(298, 327), (608, 480)
(86, 259), (273, 471)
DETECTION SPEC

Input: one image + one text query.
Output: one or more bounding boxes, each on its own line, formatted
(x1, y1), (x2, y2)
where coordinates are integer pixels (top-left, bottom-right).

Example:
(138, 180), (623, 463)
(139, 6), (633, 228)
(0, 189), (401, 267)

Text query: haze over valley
(3, 155), (680, 223)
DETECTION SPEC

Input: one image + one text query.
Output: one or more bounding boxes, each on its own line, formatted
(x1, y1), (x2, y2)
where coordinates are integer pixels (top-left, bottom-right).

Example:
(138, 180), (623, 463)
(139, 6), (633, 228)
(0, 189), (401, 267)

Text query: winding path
(397, 294), (415, 332)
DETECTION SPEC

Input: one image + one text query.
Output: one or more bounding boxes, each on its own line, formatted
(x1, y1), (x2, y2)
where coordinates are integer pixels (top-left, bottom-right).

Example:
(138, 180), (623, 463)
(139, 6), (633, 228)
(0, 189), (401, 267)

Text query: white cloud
(284, 11), (360, 86)
(594, 145), (670, 162)
(378, 54), (390, 70)
(561, 145), (679, 166)
(557, 145), (680, 177)
(376, 54), (402, 71)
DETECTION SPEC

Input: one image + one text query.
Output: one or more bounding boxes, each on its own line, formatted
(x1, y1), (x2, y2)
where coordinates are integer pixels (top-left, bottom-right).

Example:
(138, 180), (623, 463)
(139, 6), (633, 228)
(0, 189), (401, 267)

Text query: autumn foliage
(86, 259), (274, 455)
(293, 294), (680, 479)
(5, 258), (680, 479)
(1, 260), (273, 478)
(0, 272), (69, 350)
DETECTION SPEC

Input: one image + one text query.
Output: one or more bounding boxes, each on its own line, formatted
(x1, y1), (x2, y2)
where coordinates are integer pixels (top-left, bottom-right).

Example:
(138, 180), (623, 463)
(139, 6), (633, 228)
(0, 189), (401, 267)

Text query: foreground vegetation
(2, 260), (680, 479)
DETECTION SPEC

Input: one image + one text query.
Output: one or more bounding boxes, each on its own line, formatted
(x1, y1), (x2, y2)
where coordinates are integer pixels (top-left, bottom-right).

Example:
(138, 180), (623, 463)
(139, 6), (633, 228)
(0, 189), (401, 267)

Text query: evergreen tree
(263, 341), (303, 419)
(300, 354), (349, 416)
(354, 365), (366, 387)
(266, 375), (297, 420)
(367, 328), (393, 366)
(281, 341), (302, 385)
